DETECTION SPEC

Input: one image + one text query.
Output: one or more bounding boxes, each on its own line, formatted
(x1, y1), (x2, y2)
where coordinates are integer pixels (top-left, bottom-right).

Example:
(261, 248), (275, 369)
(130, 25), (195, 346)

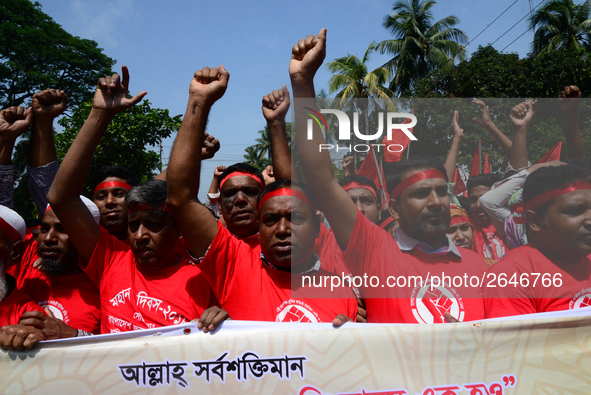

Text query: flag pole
(371, 146), (388, 204)
(478, 140), (482, 175)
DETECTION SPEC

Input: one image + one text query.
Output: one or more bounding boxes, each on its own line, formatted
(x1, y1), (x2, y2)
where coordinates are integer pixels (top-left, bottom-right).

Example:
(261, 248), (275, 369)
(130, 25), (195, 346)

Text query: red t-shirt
(314, 223), (352, 277)
(484, 245), (591, 318)
(473, 222), (508, 264)
(83, 228), (216, 333)
(13, 233), (101, 334)
(197, 222), (358, 322)
(342, 212), (487, 324)
(0, 277), (45, 327)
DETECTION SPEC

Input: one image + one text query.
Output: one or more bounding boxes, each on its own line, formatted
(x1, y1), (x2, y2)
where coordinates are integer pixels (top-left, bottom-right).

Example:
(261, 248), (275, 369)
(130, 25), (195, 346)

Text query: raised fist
(213, 165), (227, 178)
(31, 89), (68, 121)
(0, 106), (32, 141)
(559, 85), (581, 114)
(189, 66), (230, 106)
(510, 100), (537, 129)
(472, 98), (493, 128)
(289, 28), (327, 82)
(450, 110), (464, 139)
(262, 165), (275, 185)
(202, 132), (220, 160)
(262, 85), (290, 124)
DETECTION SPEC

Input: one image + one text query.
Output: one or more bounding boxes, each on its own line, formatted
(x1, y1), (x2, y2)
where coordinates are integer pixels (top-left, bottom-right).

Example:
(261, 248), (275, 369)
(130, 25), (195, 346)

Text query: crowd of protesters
(0, 28), (590, 351)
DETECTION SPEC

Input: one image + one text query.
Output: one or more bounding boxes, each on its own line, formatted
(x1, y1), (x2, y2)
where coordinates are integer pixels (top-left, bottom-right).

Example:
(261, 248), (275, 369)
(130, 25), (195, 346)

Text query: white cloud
(68, 0), (135, 47)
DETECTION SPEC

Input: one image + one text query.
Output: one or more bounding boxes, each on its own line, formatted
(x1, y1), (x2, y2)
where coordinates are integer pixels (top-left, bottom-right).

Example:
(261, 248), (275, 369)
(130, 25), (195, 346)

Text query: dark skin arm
(193, 306), (230, 333)
(262, 85), (295, 181)
(0, 107), (33, 165)
(0, 324), (46, 351)
(166, 66), (229, 258)
(443, 110), (464, 182)
(291, 29), (358, 251)
(19, 309), (77, 339)
(559, 85), (585, 160)
(508, 100), (537, 170)
(46, 66), (146, 262)
(29, 89), (68, 167)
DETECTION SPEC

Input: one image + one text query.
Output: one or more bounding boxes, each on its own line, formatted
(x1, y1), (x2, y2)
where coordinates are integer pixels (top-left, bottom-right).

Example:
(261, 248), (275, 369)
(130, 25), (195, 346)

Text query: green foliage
(376, 0), (468, 95)
(56, 100), (180, 196)
(529, 0), (591, 55)
(0, 0), (115, 108)
(244, 123), (292, 171)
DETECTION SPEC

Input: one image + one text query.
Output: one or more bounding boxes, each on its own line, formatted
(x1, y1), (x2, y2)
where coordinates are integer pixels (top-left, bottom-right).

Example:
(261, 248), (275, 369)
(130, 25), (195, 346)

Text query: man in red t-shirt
(467, 174), (508, 264)
(290, 29), (487, 324)
(166, 67), (357, 323)
(46, 66), (226, 334)
(485, 164), (591, 317)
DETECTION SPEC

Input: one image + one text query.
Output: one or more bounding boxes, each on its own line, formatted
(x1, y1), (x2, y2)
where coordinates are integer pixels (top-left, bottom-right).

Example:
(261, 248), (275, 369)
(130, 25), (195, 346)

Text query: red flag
(382, 116), (414, 163)
(469, 145), (480, 177)
(483, 153), (491, 174)
(356, 148), (388, 203)
(536, 141), (562, 163)
(453, 168), (466, 195)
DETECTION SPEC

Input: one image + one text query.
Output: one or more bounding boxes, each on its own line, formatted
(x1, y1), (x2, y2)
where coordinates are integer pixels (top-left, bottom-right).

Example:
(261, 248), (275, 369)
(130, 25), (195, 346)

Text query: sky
(35, 0), (539, 200)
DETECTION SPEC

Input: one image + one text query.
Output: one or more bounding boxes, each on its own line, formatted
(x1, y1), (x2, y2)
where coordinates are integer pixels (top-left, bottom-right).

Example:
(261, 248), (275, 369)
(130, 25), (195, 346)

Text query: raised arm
(443, 110), (464, 181)
(508, 100), (537, 170)
(166, 66), (229, 258)
(46, 66), (146, 261)
(472, 99), (512, 156)
(290, 29), (358, 250)
(262, 85), (293, 181)
(559, 85), (585, 160)
(0, 107), (32, 208)
(27, 89), (68, 216)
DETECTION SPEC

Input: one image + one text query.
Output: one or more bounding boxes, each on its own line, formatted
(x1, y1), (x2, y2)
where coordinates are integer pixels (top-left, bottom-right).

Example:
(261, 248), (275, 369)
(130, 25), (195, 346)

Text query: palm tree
(529, 0), (591, 55)
(243, 124), (292, 171)
(376, 0), (468, 95)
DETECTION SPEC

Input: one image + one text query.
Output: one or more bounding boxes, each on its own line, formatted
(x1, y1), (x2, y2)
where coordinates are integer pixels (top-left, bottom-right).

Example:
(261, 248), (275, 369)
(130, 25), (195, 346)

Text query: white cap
(0, 205), (26, 241)
(45, 196), (101, 224)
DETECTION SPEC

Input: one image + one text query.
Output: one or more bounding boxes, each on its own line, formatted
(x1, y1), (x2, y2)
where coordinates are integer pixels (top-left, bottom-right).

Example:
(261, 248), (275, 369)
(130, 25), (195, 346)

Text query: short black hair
(91, 165), (140, 191)
(218, 163), (265, 191)
(456, 195), (471, 216)
(523, 164), (591, 217)
(258, 179), (317, 215)
(386, 156), (448, 199)
(467, 174), (501, 195)
(338, 175), (380, 206)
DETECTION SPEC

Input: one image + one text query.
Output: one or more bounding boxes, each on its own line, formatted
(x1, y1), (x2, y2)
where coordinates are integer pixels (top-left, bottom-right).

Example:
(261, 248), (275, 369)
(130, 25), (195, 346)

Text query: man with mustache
(46, 66), (224, 333)
(166, 65), (357, 323)
(485, 164), (591, 317)
(291, 29), (487, 324)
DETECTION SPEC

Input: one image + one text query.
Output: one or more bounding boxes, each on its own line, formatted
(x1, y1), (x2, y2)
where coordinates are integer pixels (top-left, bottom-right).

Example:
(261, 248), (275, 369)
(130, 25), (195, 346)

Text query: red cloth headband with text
(389, 169), (446, 199)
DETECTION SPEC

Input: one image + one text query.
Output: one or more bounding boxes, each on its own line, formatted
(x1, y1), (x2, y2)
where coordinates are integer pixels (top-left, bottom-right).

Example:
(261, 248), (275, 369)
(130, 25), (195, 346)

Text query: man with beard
(11, 198), (102, 336)
(47, 66), (224, 333)
(0, 205), (47, 351)
(291, 29), (487, 324)
(166, 66), (357, 323)
(91, 165), (140, 241)
(485, 164), (591, 317)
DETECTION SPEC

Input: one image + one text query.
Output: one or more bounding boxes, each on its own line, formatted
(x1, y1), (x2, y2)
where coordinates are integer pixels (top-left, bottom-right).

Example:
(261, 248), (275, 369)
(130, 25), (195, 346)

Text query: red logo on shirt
(570, 287), (591, 309)
(40, 300), (69, 324)
(481, 233), (506, 260)
(410, 281), (465, 324)
(276, 300), (320, 323)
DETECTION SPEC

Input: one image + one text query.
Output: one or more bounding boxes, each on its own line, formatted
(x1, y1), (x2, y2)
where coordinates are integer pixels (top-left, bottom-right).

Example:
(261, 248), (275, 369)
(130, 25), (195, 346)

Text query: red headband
(258, 188), (317, 212)
(128, 203), (172, 213)
(390, 169), (446, 198)
(219, 171), (264, 191)
(94, 181), (132, 195)
(450, 216), (472, 226)
(0, 217), (22, 241)
(342, 182), (378, 201)
(525, 181), (591, 211)
(380, 217), (394, 229)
